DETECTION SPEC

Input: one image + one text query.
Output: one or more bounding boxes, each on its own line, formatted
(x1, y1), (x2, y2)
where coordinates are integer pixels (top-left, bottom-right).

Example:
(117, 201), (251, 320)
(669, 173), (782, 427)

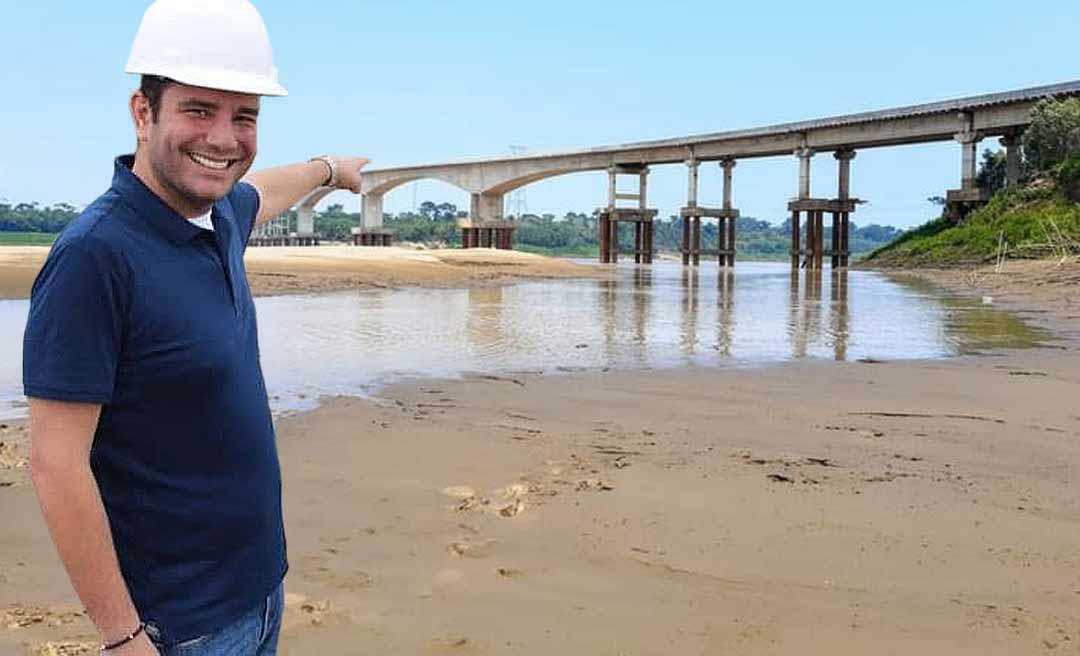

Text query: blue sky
(1, 1), (1077, 228)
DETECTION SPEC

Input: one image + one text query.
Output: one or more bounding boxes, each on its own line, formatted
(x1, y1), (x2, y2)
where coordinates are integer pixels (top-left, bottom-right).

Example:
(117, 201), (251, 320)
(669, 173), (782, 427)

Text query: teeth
(189, 153), (231, 170)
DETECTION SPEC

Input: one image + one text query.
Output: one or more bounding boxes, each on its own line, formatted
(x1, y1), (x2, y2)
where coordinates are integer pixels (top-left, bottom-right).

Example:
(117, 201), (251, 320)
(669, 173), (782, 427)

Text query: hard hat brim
(125, 62), (288, 97)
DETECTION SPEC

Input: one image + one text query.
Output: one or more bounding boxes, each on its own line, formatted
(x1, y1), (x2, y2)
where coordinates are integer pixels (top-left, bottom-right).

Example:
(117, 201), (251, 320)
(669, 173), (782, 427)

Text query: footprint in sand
(447, 540), (498, 559)
(31, 642), (97, 656)
(443, 483), (532, 519)
(299, 554), (374, 592)
(495, 567), (524, 579)
(1, 606), (85, 630)
(282, 592), (332, 629)
(430, 636), (471, 651)
(0, 442), (26, 469)
(0, 442), (29, 487)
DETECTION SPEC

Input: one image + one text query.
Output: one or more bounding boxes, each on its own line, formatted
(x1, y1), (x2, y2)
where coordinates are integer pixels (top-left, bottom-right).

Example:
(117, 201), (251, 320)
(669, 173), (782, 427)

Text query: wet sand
(1, 259), (1079, 654)
(0, 246), (598, 300)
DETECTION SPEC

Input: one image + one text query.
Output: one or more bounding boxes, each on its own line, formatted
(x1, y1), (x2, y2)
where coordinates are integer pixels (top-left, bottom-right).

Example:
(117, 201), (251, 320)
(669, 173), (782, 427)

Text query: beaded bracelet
(100, 622), (146, 653)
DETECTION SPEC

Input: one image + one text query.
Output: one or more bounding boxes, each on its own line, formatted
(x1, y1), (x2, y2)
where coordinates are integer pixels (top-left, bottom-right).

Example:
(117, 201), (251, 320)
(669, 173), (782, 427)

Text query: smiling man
(22, 2), (367, 655)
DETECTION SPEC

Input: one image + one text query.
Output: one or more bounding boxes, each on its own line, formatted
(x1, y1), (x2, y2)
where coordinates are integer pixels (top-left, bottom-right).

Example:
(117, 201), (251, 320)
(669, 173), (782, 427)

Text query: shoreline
(0, 245), (601, 301)
(2, 257), (1079, 654)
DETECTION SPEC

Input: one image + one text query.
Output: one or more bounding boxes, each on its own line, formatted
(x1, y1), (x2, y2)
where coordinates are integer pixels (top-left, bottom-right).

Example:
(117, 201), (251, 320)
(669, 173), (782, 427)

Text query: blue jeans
(145, 583), (284, 656)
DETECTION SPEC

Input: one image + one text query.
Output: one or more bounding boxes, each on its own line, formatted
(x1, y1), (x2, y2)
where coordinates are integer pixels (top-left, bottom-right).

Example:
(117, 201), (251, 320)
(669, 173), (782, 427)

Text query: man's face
(133, 83), (260, 213)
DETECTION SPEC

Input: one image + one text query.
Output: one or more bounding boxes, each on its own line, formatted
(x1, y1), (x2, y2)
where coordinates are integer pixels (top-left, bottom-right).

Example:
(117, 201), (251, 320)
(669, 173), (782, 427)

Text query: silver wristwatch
(309, 155), (338, 188)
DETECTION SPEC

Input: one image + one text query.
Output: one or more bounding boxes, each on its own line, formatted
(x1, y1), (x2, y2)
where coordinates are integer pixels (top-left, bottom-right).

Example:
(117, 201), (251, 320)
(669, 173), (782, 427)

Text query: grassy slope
(0, 232), (57, 246)
(865, 186), (1080, 267)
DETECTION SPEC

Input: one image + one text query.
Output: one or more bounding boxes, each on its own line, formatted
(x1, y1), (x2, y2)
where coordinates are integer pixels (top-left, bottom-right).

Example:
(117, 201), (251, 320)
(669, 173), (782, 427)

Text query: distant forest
(1, 199), (904, 259)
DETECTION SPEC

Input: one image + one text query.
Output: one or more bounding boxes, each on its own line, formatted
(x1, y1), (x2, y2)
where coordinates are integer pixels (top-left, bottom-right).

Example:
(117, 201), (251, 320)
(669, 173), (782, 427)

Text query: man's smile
(187, 151), (238, 171)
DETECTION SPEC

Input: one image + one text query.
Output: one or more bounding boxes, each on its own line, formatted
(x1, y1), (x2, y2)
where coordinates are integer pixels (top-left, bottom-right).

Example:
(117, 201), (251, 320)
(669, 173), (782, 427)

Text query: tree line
(0, 198), (903, 258)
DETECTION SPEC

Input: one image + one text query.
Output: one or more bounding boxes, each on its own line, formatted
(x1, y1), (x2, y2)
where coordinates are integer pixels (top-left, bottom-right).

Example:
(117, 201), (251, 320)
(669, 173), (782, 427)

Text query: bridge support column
(945, 122), (990, 222)
(1001, 132), (1022, 187)
(682, 158), (699, 266)
(679, 157), (739, 267)
(789, 148), (857, 269)
(797, 147), (813, 200)
(353, 193), (393, 247)
(790, 210), (800, 269)
(789, 203), (854, 270)
(958, 129), (980, 191)
(789, 147), (813, 269)
(598, 165), (657, 264)
(719, 158), (738, 268)
(833, 149), (856, 269)
(297, 206), (315, 238)
(362, 193), (384, 230)
(462, 192), (515, 250)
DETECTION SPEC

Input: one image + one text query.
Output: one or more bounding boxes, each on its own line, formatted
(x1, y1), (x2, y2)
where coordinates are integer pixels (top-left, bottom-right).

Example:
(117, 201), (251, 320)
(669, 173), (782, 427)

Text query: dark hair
(139, 75), (174, 122)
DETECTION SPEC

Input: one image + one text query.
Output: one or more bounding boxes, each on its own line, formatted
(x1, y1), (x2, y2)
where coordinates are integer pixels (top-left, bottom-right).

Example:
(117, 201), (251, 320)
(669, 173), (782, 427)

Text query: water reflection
(717, 269), (736, 357)
(0, 263), (1053, 419)
(680, 268), (699, 354)
(830, 270), (850, 361)
(467, 286), (504, 359)
(783, 269), (854, 361)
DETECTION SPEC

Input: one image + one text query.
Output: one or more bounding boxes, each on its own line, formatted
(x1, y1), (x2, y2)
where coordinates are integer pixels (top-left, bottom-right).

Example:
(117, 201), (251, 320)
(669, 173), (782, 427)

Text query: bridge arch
(481, 168), (580, 196)
(365, 172), (476, 196)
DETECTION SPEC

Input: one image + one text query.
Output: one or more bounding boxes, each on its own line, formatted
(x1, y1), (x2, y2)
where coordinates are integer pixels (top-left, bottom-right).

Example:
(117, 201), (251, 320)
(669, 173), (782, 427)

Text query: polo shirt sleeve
(231, 181), (262, 244)
(23, 241), (125, 404)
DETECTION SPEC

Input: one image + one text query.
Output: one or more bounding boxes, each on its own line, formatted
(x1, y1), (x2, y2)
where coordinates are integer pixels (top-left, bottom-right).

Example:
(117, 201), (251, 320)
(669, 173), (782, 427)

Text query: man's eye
(186, 109), (210, 119)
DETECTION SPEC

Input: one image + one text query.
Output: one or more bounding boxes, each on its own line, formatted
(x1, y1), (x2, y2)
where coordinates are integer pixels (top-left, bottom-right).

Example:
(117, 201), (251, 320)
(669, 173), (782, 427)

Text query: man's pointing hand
(335, 157), (370, 193)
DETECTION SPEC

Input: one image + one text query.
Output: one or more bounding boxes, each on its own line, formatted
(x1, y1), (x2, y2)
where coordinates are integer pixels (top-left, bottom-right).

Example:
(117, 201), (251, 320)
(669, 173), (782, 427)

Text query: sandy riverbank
(0, 245), (598, 300)
(1, 260), (1078, 654)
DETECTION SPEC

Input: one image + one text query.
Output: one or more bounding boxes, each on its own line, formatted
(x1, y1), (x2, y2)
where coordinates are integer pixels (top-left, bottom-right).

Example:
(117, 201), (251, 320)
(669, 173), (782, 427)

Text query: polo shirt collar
(111, 155), (211, 246)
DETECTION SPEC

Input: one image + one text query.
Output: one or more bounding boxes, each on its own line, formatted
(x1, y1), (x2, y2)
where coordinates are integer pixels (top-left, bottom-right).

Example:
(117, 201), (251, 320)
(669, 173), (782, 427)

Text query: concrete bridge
(321, 80), (1080, 265)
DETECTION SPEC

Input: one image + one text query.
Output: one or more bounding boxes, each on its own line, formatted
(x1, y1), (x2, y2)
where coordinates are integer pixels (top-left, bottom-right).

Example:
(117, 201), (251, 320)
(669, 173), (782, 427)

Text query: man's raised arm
(243, 156), (369, 226)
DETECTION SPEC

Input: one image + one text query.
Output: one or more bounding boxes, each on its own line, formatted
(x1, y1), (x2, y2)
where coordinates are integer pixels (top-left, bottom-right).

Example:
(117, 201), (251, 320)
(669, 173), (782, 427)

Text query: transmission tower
(507, 145), (528, 219)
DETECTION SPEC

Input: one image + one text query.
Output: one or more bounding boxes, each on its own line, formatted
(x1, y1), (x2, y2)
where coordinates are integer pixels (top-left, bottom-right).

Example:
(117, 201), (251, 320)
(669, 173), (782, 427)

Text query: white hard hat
(125, 0), (288, 97)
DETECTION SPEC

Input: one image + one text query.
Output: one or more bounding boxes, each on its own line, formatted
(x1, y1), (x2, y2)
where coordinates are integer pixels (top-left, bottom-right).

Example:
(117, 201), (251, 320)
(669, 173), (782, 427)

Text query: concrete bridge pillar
(955, 129), (981, 191)
(352, 193), (393, 246)
(686, 158), (699, 207)
(598, 165), (657, 264)
(833, 150), (856, 269)
(462, 192), (514, 250)
(683, 159), (700, 266)
(835, 149), (855, 200)
(796, 147), (813, 199)
(296, 206), (315, 237)
(721, 158), (736, 210)
(944, 113), (990, 222)
(719, 158), (737, 268)
(1000, 133), (1022, 186)
(470, 192), (505, 223)
(362, 193), (384, 229)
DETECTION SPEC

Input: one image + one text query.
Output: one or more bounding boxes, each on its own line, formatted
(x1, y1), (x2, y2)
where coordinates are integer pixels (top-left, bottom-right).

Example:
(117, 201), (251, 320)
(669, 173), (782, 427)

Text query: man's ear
(130, 91), (151, 143)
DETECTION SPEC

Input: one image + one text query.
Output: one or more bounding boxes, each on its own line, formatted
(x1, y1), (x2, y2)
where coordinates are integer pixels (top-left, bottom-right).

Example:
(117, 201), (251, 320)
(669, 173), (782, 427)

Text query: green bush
(1056, 154), (1080, 202)
(1024, 98), (1080, 172)
(865, 184), (1080, 266)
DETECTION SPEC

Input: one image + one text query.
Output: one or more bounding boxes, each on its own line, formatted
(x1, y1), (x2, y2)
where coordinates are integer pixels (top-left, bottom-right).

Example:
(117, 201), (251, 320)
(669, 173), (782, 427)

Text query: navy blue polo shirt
(23, 156), (286, 644)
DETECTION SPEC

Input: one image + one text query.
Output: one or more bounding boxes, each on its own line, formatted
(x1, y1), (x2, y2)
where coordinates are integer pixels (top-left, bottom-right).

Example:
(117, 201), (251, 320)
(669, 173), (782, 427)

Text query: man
(23, 1), (368, 654)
